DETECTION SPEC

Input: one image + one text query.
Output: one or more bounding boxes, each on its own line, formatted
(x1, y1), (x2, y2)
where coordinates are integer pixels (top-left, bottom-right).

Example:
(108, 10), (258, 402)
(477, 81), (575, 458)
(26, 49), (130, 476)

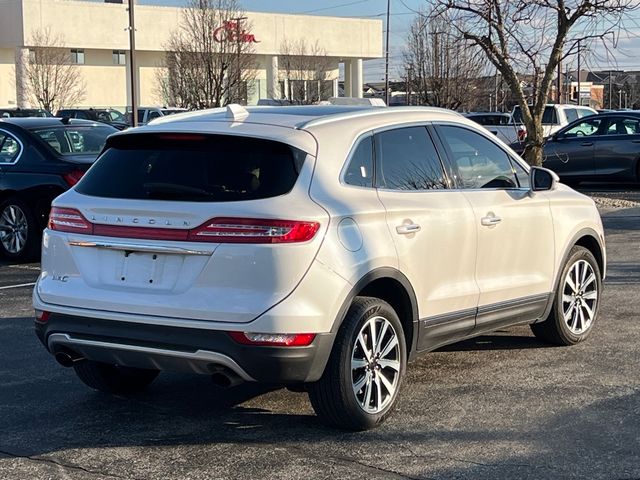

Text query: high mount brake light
(228, 332), (316, 347)
(47, 209), (320, 244)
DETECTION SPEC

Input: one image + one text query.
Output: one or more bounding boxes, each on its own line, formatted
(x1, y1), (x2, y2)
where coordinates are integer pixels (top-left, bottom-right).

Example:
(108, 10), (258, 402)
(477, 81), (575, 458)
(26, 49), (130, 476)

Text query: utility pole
(576, 39), (581, 106)
(384, 0), (390, 106)
(128, 0), (137, 126)
(231, 16), (247, 104)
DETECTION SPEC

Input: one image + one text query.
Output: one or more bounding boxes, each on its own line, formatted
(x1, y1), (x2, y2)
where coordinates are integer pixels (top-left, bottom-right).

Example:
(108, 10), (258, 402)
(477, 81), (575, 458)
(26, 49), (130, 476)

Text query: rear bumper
(35, 313), (335, 384)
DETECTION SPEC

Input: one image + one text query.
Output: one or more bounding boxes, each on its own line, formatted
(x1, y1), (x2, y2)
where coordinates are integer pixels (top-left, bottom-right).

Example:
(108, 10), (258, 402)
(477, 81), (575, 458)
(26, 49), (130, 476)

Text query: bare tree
(278, 39), (334, 104)
(403, 10), (488, 110)
(159, 0), (258, 108)
(429, 0), (637, 165)
(22, 28), (85, 113)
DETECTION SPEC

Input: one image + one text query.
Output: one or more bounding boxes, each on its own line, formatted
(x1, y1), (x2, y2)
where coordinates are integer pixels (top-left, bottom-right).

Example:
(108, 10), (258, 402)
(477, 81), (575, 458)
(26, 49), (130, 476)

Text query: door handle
(396, 223), (421, 235)
(481, 215), (502, 227)
(580, 142), (593, 147)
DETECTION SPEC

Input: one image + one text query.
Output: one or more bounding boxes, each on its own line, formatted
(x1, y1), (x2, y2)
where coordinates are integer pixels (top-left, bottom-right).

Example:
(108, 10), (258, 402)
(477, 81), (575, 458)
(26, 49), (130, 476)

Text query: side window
(511, 159), (530, 189)
(565, 109), (579, 123)
(606, 117), (640, 135)
(562, 118), (602, 138)
(374, 126), (446, 190)
(75, 111), (88, 119)
(344, 136), (374, 187)
(137, 111), (146, 123)
(148, 111), (162, 120)
(577, 108), (595, 118)
(0, 131), (21, 164)
(438, 125), (517, 189)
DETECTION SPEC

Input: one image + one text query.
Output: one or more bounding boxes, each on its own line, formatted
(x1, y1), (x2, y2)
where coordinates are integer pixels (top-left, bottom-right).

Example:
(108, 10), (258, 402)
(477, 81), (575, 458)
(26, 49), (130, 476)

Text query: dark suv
(0, 108), (52, 118)
(0, 118), (117, 260)
(56, 108), (129, 130)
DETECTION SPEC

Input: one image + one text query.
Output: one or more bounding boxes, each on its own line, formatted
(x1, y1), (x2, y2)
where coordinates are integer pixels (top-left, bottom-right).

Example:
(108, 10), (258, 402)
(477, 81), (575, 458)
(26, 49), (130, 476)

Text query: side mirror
(530, 166), (559, 192)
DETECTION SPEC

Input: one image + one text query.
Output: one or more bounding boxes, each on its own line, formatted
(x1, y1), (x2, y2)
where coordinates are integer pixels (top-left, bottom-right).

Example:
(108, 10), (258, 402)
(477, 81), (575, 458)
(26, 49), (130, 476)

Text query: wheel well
(357, 277), (415, 355)
(575, 235), (604, 278)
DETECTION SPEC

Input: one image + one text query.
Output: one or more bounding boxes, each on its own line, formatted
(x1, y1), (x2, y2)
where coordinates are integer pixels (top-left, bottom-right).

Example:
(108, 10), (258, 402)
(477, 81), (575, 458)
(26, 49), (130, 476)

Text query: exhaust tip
(54, 351), (84, 368)
(211, 370), (244, 388)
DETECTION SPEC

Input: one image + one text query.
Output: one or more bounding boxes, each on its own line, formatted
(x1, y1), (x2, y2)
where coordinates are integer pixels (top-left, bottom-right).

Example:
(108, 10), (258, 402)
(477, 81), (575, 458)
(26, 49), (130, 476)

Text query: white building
(0, 0), (383, 109)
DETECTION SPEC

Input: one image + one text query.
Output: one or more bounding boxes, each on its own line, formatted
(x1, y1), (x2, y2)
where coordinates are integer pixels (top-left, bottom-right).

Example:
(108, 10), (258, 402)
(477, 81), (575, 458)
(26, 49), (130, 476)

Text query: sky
(132, 0), (640, 82)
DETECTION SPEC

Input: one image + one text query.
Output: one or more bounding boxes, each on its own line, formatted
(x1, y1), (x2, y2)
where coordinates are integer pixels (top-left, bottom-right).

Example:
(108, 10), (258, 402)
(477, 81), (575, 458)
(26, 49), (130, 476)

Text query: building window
(70, 49), (85, 65)
(112, 50), (126, 65)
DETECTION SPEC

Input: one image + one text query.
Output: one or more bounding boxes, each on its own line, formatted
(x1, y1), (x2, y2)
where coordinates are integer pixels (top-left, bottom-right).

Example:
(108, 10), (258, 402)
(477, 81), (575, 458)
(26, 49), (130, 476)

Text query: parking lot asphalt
(0, 200), (639, 479)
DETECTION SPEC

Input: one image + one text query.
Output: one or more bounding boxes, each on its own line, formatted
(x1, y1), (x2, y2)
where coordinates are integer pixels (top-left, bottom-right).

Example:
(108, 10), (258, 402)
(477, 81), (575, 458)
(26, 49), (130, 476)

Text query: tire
(531, 246), (602, 346)
(0, 197), (40, 261)
(308, 296), (407, 431)
(73, 360), (159, 394)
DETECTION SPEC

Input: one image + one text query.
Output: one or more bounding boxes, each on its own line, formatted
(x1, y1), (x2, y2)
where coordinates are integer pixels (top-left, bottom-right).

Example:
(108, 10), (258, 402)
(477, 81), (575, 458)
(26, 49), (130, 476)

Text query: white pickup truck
(512, 104), (598, 138)
(464, 112), (526, 144)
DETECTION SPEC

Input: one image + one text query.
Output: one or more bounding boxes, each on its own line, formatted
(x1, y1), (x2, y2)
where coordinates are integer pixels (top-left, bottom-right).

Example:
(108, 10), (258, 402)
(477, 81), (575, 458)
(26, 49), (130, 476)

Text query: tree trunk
(523, 121), (545, 166)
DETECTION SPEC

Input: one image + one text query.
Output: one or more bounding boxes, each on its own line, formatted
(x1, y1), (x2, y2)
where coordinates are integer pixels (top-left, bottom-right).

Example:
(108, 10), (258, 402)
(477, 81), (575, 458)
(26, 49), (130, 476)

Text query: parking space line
(0, 282), (36, 290)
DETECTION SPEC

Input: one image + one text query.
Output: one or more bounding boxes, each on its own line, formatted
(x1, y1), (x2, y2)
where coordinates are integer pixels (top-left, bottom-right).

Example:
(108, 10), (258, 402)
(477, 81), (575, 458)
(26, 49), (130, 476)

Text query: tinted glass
(565, 109), (579, 123)
(375, 126), (446, 190)
(605, 117), (640, 135)
(438, 125), (517, 189)
(0, 132), (21, 163)
(513, 106), (558, 124)
(137, 111), (145, 123)
(148, 111), (161, 120)
(344, 136), (374, 187)
(562, 118), (602, 138)
(76, 134), (306, 202)
(32, 125), (114, 155)
(512, 159), (530, 189)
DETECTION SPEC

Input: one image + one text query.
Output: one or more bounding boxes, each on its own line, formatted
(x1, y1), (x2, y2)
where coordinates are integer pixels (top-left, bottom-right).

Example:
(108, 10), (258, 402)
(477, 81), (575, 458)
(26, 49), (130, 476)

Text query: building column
(266, 55), (279, 99)
(15, 47), (30, 108)
(333, 78), (339, 97)
(344, 59), (352, 97)
(351, 58), (363, 98)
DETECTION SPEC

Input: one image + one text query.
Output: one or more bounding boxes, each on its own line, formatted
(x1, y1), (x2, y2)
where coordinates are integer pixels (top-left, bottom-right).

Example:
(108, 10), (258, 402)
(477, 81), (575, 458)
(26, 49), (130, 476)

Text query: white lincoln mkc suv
(33, 104), (606, 430)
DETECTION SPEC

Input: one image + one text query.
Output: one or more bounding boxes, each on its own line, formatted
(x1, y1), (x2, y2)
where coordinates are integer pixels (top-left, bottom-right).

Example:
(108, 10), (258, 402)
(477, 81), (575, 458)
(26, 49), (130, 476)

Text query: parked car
(56, 108), (129, 130)
(464, 112), (526, 144)
(0, 117), (117, 259)
(34, 105), (605, 430)
(512, 104), (598, 137)
(0, 108), (52, 118)
(129, 106), (189, 126)
(541, 111), (640, 184)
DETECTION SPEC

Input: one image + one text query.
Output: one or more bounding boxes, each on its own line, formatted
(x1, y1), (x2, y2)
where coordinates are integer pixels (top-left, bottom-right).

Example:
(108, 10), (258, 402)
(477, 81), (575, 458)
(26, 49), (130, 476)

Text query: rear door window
(565, 109), (579, 123)
(33, 125), (113, 155)
(76, 134), (307, 202)
(374, 126), (447, 190)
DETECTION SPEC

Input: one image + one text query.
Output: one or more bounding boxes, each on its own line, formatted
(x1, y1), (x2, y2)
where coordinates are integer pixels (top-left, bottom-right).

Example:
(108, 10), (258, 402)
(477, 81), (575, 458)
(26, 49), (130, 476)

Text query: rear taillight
(47, 210), (320, 244)
(188, 218), (320, 244)
(35, 310), (50, 323)
(48, 207), (93, 234)
(62, 170), (85, 187)
(228, 332), (316, 347)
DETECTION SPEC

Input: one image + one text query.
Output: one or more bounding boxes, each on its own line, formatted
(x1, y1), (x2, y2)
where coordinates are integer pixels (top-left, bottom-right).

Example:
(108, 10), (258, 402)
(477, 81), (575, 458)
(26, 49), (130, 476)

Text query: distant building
(0, 0), (383, 108)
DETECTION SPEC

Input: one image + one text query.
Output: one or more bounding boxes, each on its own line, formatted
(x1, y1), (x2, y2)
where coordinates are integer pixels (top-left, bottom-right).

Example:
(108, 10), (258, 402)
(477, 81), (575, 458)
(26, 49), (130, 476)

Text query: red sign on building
(213, 21), (260, 43)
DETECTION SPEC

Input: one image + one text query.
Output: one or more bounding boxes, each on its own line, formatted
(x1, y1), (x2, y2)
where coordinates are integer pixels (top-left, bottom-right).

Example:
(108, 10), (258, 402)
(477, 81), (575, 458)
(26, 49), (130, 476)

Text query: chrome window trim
(0, 127), (24, 166)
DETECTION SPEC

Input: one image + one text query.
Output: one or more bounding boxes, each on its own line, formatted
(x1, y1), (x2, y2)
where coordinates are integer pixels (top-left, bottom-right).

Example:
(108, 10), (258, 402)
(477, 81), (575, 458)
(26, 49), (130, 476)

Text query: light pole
(128, 0), (137, 126)
(231, 16), (247, 104)
(384, 0), (391, 106)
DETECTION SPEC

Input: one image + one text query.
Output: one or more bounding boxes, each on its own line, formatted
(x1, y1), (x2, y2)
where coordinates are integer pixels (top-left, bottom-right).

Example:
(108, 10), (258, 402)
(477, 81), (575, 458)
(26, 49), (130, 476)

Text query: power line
(296, 0), (370, 14)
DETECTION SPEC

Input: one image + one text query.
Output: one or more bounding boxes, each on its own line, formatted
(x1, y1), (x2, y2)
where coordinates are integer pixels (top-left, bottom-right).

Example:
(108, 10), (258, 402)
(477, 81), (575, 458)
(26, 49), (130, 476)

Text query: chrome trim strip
(67, 240), (212, 256)
(47, 333), (255, 381)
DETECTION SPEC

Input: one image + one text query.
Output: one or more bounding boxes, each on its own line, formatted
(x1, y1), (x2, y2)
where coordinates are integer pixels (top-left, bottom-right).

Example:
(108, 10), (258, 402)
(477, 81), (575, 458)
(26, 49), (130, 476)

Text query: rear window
(75, 134), (307, 202)
(512, 106), (558, 125)
(32, 125), (114, 155)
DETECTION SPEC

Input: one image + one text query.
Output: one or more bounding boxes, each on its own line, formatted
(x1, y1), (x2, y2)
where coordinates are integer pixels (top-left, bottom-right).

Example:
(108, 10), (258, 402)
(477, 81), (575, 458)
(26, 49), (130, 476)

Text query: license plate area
(119, 251), (165, 286)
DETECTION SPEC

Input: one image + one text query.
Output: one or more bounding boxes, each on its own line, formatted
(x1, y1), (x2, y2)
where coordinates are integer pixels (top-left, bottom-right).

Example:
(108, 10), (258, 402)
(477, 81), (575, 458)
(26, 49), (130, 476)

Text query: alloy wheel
(0, 204), (28, 254)
(562, 259), (598, 335)
(351, 315), (401, 414)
